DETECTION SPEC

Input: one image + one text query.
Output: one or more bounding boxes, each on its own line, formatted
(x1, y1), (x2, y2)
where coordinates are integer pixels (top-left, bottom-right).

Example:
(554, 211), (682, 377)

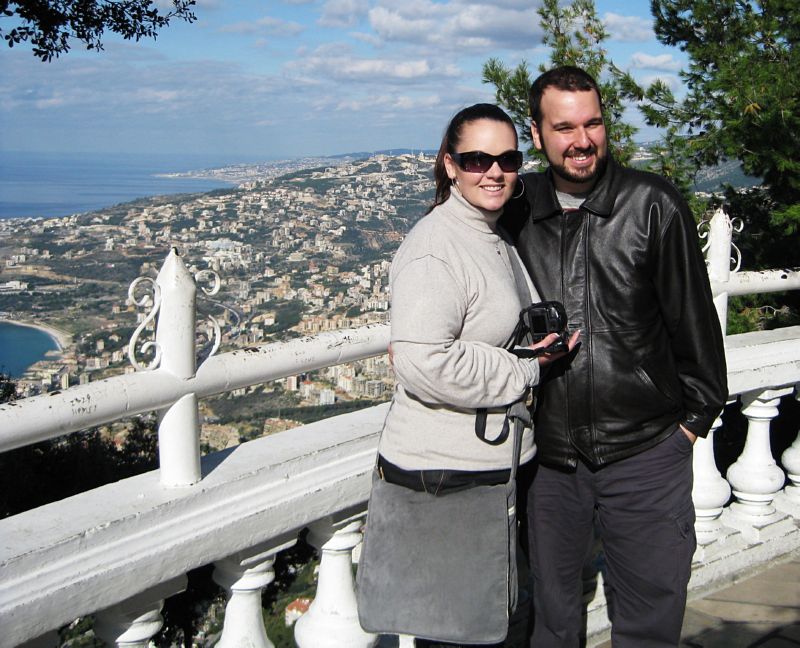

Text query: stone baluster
(776, 385), (800, 516)
(692, 410), (732, 546)
(94, 576), (187, 647)
(294, 515), (377, 648)
(213, 536), (297, 648)
(724, 388), (795, 542)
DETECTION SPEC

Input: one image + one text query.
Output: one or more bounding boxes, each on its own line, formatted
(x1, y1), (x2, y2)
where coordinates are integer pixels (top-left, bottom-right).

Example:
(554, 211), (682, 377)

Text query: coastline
(0, 318), (72, 351)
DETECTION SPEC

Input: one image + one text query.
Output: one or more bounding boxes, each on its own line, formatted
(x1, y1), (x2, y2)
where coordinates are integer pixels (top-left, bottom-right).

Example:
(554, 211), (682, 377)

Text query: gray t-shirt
(556, 189), (588, 211)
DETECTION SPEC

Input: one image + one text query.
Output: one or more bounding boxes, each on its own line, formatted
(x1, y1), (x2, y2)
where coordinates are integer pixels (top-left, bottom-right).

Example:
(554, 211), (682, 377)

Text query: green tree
(618, 0), (800, 234)
(483, 0), (637, 164)
(1, 0), (196, 61)
(0, 371), (17, 403)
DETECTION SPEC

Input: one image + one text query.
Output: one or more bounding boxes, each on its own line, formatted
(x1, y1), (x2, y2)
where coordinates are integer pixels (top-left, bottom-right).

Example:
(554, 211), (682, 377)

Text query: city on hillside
(0, 152), (456, 449)
(0, 149), (750, 450)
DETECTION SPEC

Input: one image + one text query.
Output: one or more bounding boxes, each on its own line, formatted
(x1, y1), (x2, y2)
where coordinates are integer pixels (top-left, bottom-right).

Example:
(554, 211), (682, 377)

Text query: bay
(0, 150), (263, 220)
(0, 321), (60, 378)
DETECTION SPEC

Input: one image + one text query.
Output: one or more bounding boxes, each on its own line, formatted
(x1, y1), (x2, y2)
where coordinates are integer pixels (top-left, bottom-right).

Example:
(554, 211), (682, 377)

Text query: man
(501, 66), (727, 647)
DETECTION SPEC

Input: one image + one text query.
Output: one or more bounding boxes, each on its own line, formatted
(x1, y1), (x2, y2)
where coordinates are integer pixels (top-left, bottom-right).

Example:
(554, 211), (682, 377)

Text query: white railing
(1, 209), (799, 648)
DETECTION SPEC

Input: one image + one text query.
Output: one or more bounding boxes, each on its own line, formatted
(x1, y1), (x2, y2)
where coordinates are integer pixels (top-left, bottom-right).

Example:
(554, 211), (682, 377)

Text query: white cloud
(603, 12), (653, 42)
(638, 73), (681, 92)
(318, 0), (370, 28)
(368, 0), (541, 52)
(332, 93), (444, 112)
(630, 52), (681, 72)
(220, 16), (304, 36)
(290, 50), (460, 83)
(349, 31), (384, 47)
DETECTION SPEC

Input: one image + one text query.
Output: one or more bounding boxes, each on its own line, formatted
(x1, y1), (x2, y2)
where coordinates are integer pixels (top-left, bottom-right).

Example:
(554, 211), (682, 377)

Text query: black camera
(509, 301), (569, 357)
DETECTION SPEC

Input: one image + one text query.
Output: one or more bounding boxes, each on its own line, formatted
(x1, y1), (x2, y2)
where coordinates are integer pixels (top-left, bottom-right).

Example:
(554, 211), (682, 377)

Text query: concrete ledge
(0, 403), (388, 646)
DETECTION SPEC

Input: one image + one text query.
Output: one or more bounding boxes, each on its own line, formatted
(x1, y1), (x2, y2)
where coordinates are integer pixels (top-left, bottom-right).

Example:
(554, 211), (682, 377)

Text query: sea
(0, 150), (263, 220)
(0, 321), (59, 378)
(0, 150), (260, 375)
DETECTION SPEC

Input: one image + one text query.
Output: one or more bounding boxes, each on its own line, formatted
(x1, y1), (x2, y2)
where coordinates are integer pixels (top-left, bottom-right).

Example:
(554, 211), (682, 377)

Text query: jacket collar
(530, 156), (619, 221)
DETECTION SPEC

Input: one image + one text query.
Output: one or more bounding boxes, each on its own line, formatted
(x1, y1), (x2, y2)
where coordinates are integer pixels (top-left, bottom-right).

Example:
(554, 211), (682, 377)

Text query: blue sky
(0, 0), (687, 161)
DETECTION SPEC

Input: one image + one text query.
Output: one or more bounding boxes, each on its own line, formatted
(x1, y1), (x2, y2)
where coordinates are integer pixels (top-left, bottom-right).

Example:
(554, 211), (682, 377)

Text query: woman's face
(444, 119), (519, 212)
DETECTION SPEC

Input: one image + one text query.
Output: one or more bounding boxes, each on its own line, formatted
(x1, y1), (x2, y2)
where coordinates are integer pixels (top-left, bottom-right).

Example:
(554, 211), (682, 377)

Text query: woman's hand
(531, 330), (581, 367)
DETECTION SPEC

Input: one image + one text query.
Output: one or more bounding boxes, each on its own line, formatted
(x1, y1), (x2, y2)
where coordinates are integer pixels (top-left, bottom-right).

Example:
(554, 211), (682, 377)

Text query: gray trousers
(527, 428), (696, 648)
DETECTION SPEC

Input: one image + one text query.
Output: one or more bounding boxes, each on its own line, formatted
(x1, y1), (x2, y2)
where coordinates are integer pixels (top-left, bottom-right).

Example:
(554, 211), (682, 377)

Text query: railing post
(94, 575), (187, 647)
(213, 537), (296, 648)
(724, 388), (795, 542)
(692, 410), (732, 545)
(294, 515), (377, 648)
(776, 385), (800, 516)
(704, 207), (736, 334)
(155, 248), (202, 487)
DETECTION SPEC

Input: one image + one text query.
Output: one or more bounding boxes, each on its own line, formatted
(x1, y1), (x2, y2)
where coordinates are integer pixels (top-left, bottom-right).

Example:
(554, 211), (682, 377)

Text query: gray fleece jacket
(379, 189), (541, 471)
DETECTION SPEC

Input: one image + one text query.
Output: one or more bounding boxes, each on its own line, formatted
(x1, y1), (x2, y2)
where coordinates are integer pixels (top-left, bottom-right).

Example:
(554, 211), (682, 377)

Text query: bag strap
(473, 396), (530, 482)
(506, 399), (530, 482)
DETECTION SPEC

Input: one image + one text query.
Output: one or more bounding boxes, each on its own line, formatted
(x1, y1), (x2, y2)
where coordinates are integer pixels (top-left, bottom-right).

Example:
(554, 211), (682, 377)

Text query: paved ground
(376, 552), (800, 647)
(595, 553), (800, 648)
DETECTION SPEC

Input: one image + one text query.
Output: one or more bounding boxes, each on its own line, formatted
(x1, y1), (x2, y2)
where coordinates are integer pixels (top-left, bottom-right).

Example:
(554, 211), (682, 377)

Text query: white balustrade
(94, 576), (187, 648)
(295, 514), (377, 648)
(776, 386), (800, 515)
(1, 202), (799, 648)
(214, 537), (296, 648)
(692, 411), (732, 546)
(723, 388), (795, 544)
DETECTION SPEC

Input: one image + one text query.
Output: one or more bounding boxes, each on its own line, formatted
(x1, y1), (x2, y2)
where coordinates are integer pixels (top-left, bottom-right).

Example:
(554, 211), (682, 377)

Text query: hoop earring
(511, 180), (525, 200)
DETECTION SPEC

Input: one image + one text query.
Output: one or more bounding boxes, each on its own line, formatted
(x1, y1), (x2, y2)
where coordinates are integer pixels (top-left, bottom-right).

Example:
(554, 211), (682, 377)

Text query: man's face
(531, 88), (608, 193)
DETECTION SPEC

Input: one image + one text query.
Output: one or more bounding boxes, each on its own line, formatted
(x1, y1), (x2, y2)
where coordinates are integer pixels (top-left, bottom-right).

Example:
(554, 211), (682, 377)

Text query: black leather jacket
(500, 159), (727, 469)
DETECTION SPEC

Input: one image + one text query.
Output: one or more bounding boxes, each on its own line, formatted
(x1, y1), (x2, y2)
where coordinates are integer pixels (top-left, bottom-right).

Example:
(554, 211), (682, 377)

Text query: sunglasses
(450, 150), (523, 173)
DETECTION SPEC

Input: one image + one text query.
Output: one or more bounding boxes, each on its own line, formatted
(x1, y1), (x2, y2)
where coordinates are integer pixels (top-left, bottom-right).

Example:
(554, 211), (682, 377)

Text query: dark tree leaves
(1, 0), (196, 61)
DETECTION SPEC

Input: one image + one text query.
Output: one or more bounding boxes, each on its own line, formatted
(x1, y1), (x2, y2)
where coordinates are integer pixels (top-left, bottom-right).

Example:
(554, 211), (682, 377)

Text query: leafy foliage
(483, 0), (637, 164)
(1, 0), (196, 61)
(619, 0), (800, 231)
(0, 414), (158, 518)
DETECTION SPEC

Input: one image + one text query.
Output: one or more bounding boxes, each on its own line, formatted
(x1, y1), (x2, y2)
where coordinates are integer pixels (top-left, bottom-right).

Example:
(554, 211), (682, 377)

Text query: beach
(0, 319), (71, 351)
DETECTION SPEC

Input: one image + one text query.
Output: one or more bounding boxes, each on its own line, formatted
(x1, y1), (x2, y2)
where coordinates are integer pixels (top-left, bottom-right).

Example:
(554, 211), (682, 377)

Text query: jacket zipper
(583, 210), (597, 463)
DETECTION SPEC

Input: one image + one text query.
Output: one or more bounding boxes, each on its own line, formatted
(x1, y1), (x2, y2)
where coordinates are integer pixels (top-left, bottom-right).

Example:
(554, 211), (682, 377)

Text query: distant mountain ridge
(326, 148), (438, 160)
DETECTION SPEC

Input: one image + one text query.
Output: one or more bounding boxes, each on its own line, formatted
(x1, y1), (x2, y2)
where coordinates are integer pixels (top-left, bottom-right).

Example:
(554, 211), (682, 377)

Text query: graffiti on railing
(69, 393), (98, 417)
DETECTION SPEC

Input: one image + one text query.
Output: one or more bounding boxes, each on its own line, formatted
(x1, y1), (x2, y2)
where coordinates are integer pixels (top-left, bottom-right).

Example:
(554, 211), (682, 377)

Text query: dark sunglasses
(450, 150), (523, 173)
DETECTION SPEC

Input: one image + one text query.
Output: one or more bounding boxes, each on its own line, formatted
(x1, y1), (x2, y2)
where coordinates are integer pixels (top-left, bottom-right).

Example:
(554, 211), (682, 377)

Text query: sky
(0, 0), (688, 161)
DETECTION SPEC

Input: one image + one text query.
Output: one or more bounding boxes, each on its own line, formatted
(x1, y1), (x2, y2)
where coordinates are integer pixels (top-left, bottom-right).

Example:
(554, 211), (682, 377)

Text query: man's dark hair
(528, 66), (603, 126)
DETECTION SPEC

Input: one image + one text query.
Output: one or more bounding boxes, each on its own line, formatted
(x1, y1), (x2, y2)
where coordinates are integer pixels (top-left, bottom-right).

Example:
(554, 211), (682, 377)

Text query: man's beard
(543, 142), (608, 189)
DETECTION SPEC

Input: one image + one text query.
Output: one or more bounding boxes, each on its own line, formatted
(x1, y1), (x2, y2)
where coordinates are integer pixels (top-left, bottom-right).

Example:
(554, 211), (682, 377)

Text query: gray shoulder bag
(356, 399), (530, 644)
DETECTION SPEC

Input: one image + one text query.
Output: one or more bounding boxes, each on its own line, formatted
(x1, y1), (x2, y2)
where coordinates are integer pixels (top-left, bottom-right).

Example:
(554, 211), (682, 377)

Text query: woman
(382, 102), (575, 480)
(364, 103), (578, 646)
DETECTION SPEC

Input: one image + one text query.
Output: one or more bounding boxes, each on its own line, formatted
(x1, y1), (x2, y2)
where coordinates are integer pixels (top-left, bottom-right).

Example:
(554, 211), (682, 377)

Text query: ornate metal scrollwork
(194, 268), (222, 366)
(127, 277), (162, 371)
(195, 269), (221, 297)
(698, 211), (744, 273)
(729, 218), (744, 273)
(697, 219), (712, 254)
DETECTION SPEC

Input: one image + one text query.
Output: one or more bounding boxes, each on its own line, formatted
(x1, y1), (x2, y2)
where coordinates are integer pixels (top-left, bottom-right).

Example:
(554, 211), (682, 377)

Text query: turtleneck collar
(441, 186), (504, 235)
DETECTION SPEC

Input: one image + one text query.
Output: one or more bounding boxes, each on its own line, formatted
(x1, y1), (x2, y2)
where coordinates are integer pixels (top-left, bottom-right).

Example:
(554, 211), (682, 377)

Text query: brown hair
(428, 103), (517, 213)
(528, 66), (603, 127)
